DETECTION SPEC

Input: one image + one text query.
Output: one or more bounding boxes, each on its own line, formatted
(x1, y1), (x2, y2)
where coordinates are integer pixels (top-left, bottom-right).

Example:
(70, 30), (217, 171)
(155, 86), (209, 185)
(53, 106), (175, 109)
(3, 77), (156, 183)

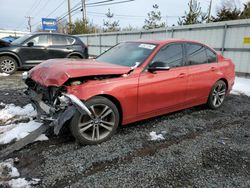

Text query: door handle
(178, 73), (186, 78)
(211, 67), (216, 71)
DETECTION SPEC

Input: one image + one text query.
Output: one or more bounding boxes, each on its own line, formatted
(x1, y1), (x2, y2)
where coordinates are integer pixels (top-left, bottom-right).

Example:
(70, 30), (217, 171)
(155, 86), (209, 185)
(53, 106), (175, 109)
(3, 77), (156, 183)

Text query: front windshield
(96, 42), (157, 67)
(11, 34), (32, 45)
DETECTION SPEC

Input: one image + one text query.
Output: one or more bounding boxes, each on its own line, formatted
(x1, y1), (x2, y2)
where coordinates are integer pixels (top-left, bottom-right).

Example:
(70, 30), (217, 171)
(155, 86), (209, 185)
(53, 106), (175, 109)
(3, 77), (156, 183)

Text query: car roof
(32, 32), (76, 37)
(128, 39), (205, 45)
(127, 39), (217, 53)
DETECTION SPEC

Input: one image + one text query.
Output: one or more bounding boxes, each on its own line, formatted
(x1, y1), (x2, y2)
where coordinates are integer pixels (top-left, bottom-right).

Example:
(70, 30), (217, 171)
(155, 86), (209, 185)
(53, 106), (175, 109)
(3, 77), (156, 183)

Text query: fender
(0, 51), (22, 67)
(66, 52), (84, 58)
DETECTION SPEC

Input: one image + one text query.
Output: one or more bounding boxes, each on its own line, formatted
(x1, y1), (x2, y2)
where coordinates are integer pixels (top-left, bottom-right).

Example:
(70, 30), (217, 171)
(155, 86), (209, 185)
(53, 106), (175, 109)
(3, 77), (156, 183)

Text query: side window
(27, 35), (48, 46)
(66, 37), (75, 45)
(206, 48), (217, 63)
(187, 44), (207, 65)
(52, 35), (68, 45)
(152, 44), (183, 68)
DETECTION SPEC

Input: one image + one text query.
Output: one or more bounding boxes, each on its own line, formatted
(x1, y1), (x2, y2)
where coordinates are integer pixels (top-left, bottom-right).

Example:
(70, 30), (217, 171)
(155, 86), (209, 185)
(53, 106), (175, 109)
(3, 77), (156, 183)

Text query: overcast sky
(0, 0), (249, 32)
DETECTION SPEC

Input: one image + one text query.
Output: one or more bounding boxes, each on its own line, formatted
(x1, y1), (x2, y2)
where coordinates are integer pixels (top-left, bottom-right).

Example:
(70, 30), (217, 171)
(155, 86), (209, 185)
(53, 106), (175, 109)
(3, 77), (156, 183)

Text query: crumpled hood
(29, 59), (130, 87)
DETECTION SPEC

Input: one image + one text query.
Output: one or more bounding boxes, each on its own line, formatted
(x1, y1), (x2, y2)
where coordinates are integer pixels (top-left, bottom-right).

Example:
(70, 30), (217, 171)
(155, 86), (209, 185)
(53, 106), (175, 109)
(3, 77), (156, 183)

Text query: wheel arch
(67, 52), (84, 58)
(217, 78), (229, 91)
(0, 52), (22, 67)
(95, 94), (123, 126)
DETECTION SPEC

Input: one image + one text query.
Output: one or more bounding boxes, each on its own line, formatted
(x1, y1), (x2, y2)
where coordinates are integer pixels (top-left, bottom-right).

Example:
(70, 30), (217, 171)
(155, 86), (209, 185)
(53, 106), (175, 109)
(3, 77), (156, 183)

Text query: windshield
(11, 34), (32, 45)
(96, 42), (157, 67)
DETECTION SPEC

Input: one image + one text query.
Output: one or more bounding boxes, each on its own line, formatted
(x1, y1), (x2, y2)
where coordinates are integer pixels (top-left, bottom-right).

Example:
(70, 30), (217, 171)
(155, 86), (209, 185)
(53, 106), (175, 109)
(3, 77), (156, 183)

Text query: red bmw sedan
(24, 39), (235, 145)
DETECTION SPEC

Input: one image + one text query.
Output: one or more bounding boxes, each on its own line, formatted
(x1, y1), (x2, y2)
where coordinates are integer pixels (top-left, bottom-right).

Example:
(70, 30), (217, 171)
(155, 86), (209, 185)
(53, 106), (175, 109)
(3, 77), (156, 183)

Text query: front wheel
(0, 56), (18, 74)
(70, 96), (120, 145)
(207, 80), (227, 109)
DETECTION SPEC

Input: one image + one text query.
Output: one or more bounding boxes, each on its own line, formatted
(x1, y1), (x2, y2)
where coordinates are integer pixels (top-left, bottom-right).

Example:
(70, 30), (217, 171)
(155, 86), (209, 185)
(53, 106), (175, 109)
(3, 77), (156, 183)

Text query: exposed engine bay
(24, 74), (122, 135)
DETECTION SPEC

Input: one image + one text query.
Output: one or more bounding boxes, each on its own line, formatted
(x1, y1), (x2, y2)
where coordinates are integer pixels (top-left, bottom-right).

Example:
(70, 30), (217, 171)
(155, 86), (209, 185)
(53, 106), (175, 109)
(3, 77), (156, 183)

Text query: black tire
(207, 80), (227, 109)
(70, 96), (120, 145)
(0, 56), (18, 74)
(69, 55), (82, 59)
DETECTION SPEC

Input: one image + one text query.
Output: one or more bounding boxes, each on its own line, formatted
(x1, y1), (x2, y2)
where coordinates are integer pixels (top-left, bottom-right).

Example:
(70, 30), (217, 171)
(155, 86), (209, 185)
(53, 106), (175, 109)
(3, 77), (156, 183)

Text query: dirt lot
(0, 72), (250, 188)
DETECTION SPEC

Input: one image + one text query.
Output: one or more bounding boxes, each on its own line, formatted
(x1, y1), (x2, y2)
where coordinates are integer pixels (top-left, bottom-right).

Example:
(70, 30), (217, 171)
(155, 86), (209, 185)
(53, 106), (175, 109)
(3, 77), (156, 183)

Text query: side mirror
(27, 42), (34, 47)
(148, 61), (170, 72)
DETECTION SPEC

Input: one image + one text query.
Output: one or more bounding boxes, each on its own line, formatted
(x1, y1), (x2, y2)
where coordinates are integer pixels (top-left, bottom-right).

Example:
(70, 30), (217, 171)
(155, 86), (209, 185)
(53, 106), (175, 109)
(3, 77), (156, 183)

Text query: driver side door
(138, 43), (188, 115)
(19, 34), (49, 65)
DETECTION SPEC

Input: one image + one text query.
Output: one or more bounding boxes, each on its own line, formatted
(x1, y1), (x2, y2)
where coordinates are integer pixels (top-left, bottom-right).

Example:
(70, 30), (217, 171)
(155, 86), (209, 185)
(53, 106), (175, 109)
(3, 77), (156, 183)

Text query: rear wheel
(69, 55), (82, 59)
(0, 56), (18, 74)
(207, 80), (227, 109)
(70, 96), (120, 145)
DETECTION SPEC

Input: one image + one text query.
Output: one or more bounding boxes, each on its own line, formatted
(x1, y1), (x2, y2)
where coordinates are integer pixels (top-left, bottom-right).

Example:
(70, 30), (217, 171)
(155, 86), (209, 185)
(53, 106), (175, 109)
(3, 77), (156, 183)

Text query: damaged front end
(24, 77), (91, 135)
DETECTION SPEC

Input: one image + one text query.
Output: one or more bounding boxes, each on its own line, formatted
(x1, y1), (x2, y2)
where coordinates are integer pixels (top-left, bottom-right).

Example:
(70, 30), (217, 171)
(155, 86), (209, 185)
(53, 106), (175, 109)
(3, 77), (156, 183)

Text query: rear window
(206, 48), (217, 63)
(66, 37), (75, 45)
(52, 35), (68, 45)
(187, 43), (207, 65)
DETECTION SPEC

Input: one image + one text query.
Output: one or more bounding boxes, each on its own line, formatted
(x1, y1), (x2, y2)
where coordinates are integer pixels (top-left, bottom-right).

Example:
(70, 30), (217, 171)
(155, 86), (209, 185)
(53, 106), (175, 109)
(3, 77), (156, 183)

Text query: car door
(185, 43), (218, 104)
(138, 43), (188, 115)
(19, 34), (49, 64)
(47, 35), (73, 58)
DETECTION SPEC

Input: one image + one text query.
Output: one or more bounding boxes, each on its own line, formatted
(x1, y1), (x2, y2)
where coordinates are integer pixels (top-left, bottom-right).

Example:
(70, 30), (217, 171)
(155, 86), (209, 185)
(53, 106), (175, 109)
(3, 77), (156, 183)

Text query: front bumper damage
(25, 89), (92, 135)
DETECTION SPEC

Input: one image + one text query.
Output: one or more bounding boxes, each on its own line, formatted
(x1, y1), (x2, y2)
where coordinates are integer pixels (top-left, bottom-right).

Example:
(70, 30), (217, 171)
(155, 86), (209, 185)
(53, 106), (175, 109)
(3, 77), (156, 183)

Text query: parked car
(1, 36), (19, 43)
(0, 39), (10, 48)
(0, 32), (88, 74)
(24, 39), (235, 145)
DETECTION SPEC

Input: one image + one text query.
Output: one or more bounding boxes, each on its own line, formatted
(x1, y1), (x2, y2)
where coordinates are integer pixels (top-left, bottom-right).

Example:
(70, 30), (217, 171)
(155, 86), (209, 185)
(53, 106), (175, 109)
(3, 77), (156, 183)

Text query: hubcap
(0, 59), (15, 73)
(212, 83), (226, 107)
(78, 104), (115, 141)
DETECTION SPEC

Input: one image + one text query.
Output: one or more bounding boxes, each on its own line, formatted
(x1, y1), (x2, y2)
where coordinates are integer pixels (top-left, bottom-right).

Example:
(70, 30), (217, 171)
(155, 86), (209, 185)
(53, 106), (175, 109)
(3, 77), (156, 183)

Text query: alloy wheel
(78, 104), (116, 141)
(0, 59), (16, 74)
(212, 83), (226, 108)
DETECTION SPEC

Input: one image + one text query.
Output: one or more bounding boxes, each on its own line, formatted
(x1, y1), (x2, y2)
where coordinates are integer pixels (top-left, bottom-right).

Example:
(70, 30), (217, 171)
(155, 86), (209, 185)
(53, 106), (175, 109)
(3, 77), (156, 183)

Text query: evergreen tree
(70, 19), (100, 34)
(240, 2), (250, 19)
(211, 6), (240, 22)
(143, 4), (165, 30)
(178, 0), (207, 25)
(103, 9), (120, 32)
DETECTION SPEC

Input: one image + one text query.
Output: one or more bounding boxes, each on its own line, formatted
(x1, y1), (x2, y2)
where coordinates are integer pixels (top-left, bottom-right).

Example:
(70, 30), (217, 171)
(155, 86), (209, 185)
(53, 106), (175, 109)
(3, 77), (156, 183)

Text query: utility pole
(207, 0), (213, 23)
(81, 0), (87, 27)
(25, 16), (33, 32)
(67, 0), (72, 33)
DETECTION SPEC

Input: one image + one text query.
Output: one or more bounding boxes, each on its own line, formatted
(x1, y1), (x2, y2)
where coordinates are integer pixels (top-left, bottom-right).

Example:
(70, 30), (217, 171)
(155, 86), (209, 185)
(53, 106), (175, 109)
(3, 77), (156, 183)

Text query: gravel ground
(0, 72), (250, 188)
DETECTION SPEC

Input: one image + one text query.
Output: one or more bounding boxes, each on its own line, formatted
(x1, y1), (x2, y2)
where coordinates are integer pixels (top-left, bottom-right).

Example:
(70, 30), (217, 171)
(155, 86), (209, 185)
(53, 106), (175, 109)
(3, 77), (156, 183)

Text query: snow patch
(232, 77), (250, 97)
(0, 121), (48, 145)
(0, 158), (40, 188)
(149, 131), (165, 141)
(0, 103), (36, 124)
(5, 178), (40, 188)
(0, 159), (20, 179)
(0, 73), (9, 77)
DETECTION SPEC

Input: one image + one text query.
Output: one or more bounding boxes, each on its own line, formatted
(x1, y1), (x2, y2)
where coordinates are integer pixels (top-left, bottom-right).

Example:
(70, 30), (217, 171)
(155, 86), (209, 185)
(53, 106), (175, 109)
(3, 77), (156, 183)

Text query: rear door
(185, 43), (218, 103)
(47, 35), (73, 59)
(138, 43), (188, 114)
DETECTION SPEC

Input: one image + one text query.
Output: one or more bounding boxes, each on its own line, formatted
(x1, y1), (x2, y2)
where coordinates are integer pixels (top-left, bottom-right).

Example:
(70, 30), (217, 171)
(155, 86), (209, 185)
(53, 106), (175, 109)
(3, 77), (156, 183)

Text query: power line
(15, 0), (41, 29)
(31, 0), (67, 28)
(87, 0), (135, 7)
(58, 0), (136, 21)
(46, 0), (66, 18)
(32, 0), (51, 18)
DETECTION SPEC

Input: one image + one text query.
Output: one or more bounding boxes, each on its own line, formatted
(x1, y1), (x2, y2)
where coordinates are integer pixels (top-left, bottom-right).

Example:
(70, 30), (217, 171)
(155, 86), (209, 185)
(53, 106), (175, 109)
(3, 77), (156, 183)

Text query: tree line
(54, 0), (250, 34)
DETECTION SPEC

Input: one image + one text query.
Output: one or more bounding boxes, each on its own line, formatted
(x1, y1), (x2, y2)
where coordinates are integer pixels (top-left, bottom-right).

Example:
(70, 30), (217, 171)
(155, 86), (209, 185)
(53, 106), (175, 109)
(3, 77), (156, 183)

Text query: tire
(70, 96), (120, 145)
(0, 56), (18, 74)
(207, 80), (227, 109)
(69, 55), (82, 59)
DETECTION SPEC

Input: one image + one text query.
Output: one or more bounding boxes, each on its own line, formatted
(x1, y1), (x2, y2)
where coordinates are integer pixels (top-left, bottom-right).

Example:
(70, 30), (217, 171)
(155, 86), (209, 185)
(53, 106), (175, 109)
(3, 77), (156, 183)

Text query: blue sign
(42, 18), (57, 31)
